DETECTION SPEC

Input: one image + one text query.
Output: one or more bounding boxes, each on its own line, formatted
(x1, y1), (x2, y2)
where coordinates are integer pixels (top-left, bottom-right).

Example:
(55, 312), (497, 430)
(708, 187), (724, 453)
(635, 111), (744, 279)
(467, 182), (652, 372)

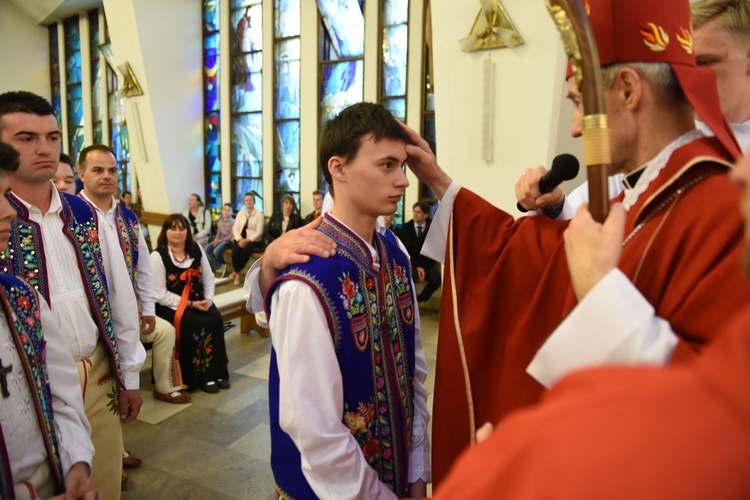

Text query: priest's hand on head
(259, 217), (336, 294)
(564, 203), (626, 301)
(400, 121), (452, 200)
(515, 165), (565, 214)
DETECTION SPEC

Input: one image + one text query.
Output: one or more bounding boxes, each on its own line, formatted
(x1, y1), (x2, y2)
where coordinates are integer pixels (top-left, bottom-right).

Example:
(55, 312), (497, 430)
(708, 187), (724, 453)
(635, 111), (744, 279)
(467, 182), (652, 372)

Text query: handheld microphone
(517, 154), (580, 212)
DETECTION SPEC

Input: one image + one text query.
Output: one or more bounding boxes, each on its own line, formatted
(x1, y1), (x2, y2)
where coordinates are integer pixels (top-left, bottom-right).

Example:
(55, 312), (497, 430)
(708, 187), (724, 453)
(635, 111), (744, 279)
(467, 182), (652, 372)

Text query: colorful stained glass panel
(274, 39), (300, 120)
(318, 0), (364, 58)
(275, 0), (300, 38)
(204, 0), (220, 32)
(384, 0), (408, 25)
(48, 26), (62, 125)
(205, 112), (221, 173)
(231, 3), (263, 53)
(320, 60), (363, 127)
(232, 54), (263, 112)
(275, 121), (300, 177)
(232, 113), (263, 173)
(382, 98), (406, 122)
(382, 25), (408, 97)
(205, 33), (221, 112)
(233, 179), (263, 211)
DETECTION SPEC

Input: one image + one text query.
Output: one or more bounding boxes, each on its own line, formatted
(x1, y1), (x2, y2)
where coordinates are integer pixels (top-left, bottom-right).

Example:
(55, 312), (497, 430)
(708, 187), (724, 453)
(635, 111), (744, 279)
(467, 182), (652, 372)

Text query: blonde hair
(692, 0), (750, 39)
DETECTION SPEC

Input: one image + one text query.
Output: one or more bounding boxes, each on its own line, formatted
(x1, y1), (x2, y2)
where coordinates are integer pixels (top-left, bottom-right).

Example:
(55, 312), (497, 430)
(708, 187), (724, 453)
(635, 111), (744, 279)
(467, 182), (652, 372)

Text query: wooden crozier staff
(546, 0), (610, 222)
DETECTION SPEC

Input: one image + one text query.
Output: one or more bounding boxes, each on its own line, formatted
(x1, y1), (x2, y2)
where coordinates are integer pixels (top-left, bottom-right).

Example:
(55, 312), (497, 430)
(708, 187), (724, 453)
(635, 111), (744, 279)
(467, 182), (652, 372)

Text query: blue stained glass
(318, 0), (364, 58)
(382, 24), (408, 96)
(120, 126), (131, 160)
(208, 173), (222, 210)
(232, 57), (263, 112)
(274, 39), (300, 119)
(205, 33), (221, 112)
(320, 60), (363, 127)
(111, 121), (121, 158)
(64, 19), (82, 85)
(275, 121), (300, 177)
(395, 199), (404, 226)
(384, 0), (408, 26)
(382, 98), (406, 121)
(49, 26), (62, 125)
(231, 0), (260, 7)
(233, 179), (263, 212)
(91, 59), (102, 119)
(275, 0), (300, 38)
(204, 0), (220, 32)
(89, 10), (100, 59)
(232, 112), (263, 172)
(231, 4), (263, 53)
(205, 112), (221, 172)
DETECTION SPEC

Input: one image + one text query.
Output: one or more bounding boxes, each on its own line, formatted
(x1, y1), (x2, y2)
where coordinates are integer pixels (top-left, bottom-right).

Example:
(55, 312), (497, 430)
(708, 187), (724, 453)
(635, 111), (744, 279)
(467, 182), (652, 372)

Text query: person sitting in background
(382, 212), (397, 232)
(397, 201), (441, 303)
(151, 214), (230, 394)
(230, 192), (265, 285)
(303, 189), (324, 223)
(52, 152), (76, 195)
(183, 193), (212, 247)
(119, 190), (139, 215)
(264, 194), (303, 247)
(206, 203), (235, 276)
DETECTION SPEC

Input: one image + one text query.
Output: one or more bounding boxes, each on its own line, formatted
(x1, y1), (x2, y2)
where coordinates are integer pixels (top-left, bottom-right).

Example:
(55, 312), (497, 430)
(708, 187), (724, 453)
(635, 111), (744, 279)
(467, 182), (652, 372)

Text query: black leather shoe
(217, 379), (231, 390)
(201, 382), (220, 394)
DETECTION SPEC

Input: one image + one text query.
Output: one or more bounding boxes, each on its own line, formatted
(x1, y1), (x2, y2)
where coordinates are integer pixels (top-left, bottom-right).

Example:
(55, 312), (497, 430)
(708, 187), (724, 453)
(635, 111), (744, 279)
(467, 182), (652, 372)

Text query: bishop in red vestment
(401, 0), (750, 483)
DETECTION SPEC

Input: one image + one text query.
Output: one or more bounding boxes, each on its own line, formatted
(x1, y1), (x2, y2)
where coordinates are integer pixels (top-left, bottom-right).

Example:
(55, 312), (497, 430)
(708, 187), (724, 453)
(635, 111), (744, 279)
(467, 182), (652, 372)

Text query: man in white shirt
(0, 141), (97, 499)
(78, 144), (189, 405)
(264, 102), (430, 498)
(0, 91), (144, 500)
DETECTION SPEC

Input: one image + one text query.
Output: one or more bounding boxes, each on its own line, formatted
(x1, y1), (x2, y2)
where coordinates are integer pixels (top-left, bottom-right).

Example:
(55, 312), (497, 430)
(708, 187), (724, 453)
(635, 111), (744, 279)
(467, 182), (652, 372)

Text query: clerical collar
(623, 165), (647, 189)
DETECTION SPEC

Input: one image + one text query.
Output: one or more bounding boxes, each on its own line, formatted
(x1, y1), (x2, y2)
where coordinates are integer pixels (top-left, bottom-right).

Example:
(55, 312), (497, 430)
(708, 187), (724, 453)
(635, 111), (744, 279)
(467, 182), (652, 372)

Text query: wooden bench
(214, 287), (269, 337)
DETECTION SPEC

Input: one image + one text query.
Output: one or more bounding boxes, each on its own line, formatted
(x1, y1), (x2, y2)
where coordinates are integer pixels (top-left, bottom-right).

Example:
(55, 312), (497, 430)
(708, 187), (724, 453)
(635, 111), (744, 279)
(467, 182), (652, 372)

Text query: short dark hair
(156, 213), (194, 252)
(59, 152), (73, 167)
(121, 190), (132, 198)
(319, 102), (409, 194)
(78, 144), (116, 171)
(0, 143), (20, 173)
(0, 91), (55, 123)
(243, 192), (255, 203)
(312, 189), (324, 197)
(223, 203), (233, 209)
(412, 201), (431, 215)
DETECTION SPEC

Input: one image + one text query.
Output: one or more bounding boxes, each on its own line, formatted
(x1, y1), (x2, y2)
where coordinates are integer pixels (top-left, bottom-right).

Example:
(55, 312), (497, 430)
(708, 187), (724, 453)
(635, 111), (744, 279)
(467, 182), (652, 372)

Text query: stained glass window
(89, 9), (103, 145)
(107, 67), (130, 194)
(274, 0), (301, 211)
(204, 0), (222, 217)
(48, 26), (62, 126)
(379, 0), (409, 225)
(421, 0), (437, 202)
(231, 0), (263, 212)
(64, 16), (84, 162)
(317, 0), (364, 189)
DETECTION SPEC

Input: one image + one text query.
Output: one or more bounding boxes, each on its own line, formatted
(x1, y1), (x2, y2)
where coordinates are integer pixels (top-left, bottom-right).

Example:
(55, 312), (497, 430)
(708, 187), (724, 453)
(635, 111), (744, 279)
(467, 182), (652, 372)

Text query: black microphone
(517, 153), (580, 212)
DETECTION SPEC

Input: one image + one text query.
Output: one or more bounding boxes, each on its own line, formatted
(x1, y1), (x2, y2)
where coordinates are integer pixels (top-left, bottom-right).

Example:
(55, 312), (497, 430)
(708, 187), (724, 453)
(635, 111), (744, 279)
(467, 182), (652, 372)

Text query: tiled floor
(121, 304), (440, 499)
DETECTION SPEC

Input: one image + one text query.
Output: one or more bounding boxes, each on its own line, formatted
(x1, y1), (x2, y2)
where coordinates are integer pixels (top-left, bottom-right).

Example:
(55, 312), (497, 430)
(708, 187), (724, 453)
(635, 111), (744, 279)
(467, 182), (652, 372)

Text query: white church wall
(0, 0), (51, 98)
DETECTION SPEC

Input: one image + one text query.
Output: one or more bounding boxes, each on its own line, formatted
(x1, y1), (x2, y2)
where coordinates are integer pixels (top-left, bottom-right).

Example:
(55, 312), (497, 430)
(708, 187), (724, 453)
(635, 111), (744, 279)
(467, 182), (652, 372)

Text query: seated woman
(183, 193), (213, 246)
(151, 214), (230, 394)
(230, 192), (265, 285)
(264, 194), (303, 247)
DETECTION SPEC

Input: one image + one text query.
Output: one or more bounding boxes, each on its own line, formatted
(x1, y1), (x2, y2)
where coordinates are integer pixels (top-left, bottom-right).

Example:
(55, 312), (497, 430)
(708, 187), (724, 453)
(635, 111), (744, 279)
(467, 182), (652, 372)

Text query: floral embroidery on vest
(0, 276), (64, 493)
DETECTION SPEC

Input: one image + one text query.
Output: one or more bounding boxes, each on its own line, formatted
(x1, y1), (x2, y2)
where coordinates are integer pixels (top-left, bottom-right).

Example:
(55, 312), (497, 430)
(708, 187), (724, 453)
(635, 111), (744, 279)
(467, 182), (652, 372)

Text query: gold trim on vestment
(447, 186), (477, 446)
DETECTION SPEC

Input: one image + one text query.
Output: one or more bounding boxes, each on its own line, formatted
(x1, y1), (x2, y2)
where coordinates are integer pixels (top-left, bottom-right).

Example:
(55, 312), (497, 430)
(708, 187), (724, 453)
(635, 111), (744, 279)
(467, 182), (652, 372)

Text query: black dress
(154, 243), (229, 391)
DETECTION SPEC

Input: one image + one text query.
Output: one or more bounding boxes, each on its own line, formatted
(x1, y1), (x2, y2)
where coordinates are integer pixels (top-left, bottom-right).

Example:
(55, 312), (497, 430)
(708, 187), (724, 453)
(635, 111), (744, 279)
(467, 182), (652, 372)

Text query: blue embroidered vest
(265, 216), (417, 499)
(0, 274), (64, 496)
(78, 195), (140, 291)
(0, 192), (124, 389)
(113, 205), (140, 290)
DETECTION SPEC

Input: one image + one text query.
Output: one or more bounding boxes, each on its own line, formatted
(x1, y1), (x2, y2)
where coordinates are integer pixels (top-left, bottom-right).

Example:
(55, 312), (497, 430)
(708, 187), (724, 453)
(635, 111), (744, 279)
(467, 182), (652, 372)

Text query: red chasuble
(434, 304), (750, 499)
(432, 136), (750, 484)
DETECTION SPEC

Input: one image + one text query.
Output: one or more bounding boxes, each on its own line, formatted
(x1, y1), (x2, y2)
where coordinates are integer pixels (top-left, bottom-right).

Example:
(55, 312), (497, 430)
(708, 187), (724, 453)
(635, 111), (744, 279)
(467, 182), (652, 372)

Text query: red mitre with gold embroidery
(586, 0), (742, 159)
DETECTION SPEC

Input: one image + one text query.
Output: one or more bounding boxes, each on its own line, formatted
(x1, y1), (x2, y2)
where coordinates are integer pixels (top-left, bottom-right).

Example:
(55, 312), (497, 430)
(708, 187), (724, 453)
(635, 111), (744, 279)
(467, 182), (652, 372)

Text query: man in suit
(398, 201), (441, 303)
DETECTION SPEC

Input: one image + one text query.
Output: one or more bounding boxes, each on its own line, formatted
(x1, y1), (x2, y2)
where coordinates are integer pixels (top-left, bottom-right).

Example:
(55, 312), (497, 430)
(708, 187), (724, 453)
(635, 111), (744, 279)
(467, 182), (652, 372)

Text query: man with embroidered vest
(78, 144), (189, 406)
(0, 142), (98, 499)
(0, 91), (145, 500)
(399, 0), (750, 483)
(264, 102), (430, 499)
